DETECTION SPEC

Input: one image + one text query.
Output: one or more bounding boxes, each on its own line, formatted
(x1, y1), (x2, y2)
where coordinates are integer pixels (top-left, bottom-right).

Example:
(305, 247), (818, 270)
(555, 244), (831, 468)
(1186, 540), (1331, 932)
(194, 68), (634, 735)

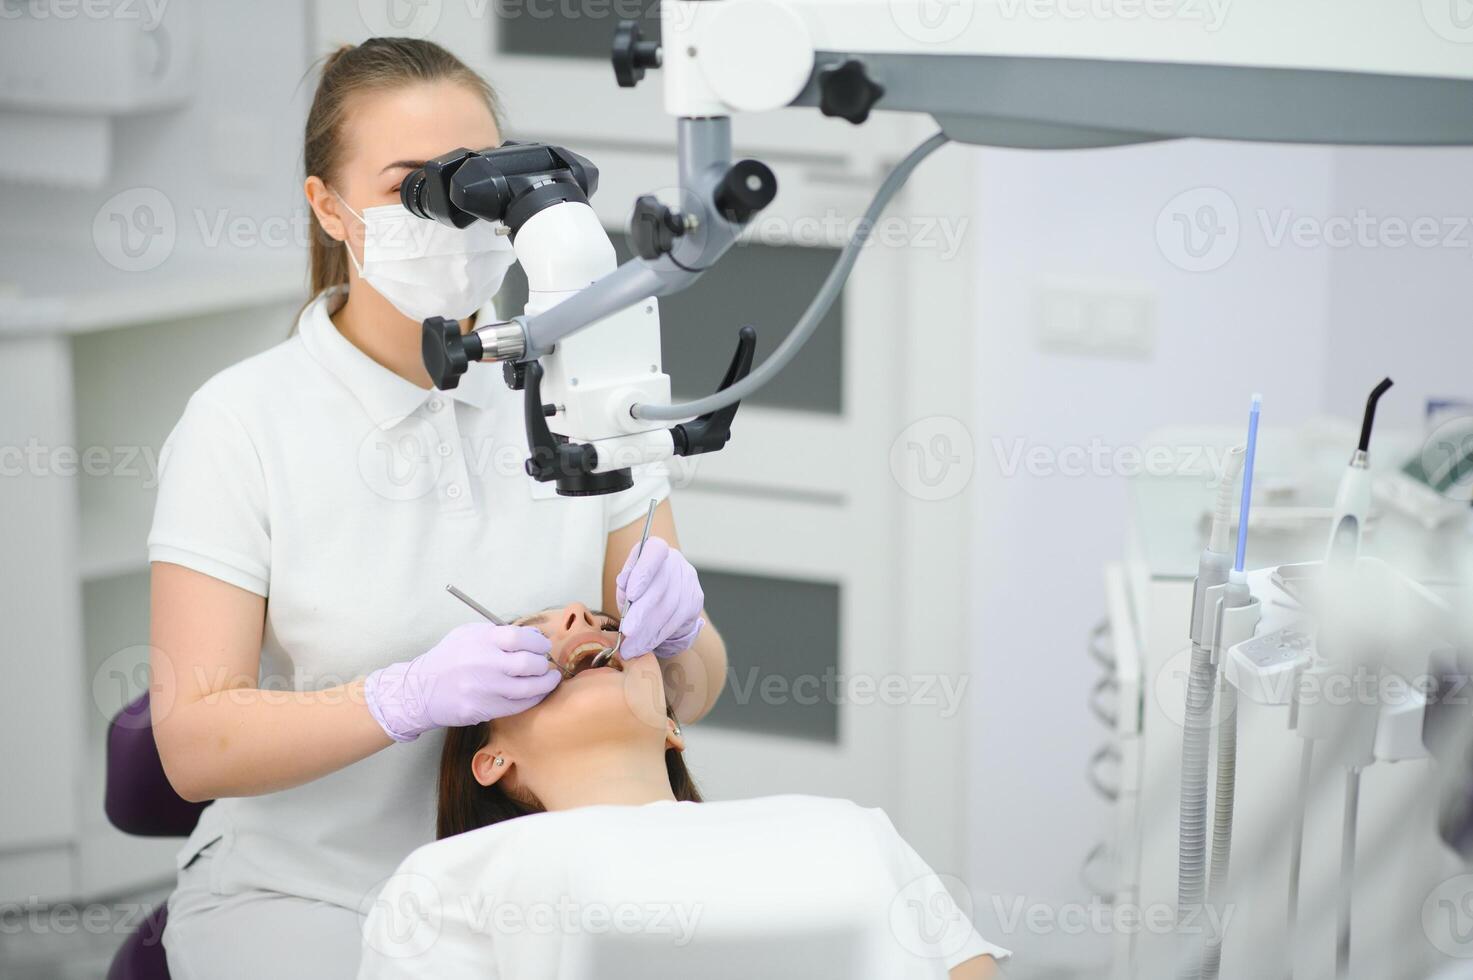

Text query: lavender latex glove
(616, 537), (706, 659)
(364, 623), (557, 742)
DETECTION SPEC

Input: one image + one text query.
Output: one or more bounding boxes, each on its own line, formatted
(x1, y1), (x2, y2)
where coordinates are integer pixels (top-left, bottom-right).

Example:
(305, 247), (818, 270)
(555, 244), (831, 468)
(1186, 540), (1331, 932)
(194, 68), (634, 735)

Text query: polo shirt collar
(298, 289), (496, 428)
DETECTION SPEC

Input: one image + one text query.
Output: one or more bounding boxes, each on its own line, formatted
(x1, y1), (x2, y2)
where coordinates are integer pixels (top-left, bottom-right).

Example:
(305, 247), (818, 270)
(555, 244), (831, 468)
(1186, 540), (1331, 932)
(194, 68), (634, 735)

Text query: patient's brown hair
(436, 706), (702, 839)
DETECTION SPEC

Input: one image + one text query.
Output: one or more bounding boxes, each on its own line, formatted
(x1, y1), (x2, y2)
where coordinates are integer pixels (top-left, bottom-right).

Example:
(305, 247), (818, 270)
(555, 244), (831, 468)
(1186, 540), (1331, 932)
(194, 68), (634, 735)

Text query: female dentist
(146, 37), (726, 980)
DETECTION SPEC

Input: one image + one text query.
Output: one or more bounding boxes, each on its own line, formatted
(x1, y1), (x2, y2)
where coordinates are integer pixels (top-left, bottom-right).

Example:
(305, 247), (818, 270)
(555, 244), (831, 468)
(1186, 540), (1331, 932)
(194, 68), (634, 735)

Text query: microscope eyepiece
(400, 168), (432, 220)
(396, 142), (601, 235)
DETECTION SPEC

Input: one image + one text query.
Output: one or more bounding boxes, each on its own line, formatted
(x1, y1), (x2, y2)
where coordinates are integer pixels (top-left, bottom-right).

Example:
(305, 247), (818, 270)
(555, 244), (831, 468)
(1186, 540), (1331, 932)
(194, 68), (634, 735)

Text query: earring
(672, 724), (683, 737)
(493, 756), (505, 767)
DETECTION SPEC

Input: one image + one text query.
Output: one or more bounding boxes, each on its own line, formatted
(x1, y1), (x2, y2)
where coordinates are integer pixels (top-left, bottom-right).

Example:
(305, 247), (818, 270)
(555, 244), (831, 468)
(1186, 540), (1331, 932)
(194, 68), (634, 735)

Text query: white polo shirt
(148, 289), (667, 911)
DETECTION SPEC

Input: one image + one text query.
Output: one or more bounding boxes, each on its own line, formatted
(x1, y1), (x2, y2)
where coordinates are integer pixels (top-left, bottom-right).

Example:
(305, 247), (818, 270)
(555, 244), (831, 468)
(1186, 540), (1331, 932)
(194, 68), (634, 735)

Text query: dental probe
(445, 584), (506, 625)
(592, 498), (658, 668)
(445, 584), (572, 679)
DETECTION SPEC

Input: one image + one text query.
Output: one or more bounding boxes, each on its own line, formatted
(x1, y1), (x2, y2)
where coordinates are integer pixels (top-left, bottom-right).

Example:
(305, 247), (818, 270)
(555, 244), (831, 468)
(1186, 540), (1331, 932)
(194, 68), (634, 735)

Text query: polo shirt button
(446, 484), (462, 500)
(437, 443), (452, 458)
(428, 399), (444, 413)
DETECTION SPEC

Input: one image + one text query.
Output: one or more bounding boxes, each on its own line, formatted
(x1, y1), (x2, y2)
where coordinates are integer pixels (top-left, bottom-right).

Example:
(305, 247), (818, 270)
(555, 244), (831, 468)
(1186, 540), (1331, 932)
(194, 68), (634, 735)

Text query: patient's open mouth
(562, 634), (623, 678)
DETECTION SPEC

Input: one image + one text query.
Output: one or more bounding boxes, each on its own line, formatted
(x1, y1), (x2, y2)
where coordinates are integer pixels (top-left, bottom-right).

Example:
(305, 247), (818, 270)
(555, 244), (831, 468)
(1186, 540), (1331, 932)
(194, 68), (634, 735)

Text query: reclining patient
(359, 602), (1010, 979)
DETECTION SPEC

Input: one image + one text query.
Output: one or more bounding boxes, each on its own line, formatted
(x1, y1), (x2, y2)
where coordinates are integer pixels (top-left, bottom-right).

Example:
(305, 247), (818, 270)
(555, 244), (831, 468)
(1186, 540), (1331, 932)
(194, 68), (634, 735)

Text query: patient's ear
(664, 717), (685, 753)
(471, 746), (514, 788)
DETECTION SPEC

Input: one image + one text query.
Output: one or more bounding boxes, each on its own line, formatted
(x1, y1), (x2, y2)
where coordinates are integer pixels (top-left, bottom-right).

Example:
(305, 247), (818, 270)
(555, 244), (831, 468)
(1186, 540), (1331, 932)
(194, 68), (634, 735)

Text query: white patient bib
(358, 794), (1010, 978)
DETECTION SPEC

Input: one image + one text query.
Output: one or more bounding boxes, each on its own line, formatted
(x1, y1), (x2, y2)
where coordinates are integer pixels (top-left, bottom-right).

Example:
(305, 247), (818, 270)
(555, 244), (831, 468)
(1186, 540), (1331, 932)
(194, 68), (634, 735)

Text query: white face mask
(336, 193), (516, 322)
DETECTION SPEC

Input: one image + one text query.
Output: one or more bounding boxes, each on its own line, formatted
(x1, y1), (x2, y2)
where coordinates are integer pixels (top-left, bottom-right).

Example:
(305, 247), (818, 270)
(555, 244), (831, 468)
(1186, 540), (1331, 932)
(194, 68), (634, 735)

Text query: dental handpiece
(445, 584), (572, 678)
(592, 498), (659, 668)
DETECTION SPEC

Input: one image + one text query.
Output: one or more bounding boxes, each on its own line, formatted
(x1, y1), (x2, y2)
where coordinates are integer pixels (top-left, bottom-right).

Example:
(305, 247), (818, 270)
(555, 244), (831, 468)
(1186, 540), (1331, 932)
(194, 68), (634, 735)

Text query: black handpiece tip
(1357, 377), (1395, 452)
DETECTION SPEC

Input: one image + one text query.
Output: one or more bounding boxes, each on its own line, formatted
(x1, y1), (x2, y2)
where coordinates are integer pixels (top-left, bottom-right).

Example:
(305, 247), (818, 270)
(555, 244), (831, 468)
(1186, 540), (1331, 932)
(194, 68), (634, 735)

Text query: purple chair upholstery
(105, 693), (209, 837)
(107, 903), (170, 980)
(105, 693), (211, 980)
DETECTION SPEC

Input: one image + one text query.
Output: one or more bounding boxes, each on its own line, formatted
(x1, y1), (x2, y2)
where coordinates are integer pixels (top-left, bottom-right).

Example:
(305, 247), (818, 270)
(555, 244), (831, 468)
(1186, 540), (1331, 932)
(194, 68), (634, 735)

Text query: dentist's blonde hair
(302, 37), (502, 299)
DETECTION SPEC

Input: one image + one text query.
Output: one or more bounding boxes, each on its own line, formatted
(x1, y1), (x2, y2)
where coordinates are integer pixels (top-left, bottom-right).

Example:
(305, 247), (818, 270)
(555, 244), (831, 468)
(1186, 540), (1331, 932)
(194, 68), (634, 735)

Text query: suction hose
(1176, 446), (1246, 978)
(1201, 641), (1240, 980)
(634, 131), (951, 421)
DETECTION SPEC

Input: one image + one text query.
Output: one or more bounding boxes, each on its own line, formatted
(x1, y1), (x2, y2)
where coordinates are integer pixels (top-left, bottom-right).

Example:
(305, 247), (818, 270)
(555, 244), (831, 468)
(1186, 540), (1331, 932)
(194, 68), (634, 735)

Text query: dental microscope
(405, 141), (762, 496)
(401, 1), (1473, 497)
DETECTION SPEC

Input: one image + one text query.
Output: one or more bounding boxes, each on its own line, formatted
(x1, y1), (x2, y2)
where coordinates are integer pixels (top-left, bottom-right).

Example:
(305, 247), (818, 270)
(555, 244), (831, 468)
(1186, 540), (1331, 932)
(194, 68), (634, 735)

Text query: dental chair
(104, 693), (209, 980)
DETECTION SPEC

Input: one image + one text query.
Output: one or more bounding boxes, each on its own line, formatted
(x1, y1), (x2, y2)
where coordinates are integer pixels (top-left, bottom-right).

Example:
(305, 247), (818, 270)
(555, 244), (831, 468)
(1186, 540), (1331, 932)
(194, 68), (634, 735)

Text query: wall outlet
(1035, 281), (1157, 359)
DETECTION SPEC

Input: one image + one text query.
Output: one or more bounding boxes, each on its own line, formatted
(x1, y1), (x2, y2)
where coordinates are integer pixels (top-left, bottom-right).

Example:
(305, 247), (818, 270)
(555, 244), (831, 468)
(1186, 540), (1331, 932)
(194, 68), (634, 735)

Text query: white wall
(1324, 147), (1473, 427)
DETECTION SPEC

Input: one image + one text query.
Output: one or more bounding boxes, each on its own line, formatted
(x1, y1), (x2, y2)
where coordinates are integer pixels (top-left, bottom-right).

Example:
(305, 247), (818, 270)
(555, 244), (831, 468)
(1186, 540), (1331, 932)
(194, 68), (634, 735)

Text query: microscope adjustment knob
(713, 160), (777, 225)
(502, 360), (528, 391)
(629, 194), (689, 260)
(612, 20), (662, 88)
(422, 316), (479, 391)
(818, 59), (884, 125)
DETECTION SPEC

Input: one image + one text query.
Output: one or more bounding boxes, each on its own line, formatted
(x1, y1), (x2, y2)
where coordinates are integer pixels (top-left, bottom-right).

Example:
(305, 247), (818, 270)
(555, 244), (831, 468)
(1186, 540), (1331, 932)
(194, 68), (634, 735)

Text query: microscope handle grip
(421, 317), (481, 391)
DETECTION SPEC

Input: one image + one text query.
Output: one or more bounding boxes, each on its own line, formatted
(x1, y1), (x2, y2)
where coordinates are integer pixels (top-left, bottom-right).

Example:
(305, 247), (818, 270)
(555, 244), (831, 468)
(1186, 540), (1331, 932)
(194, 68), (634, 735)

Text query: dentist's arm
(604, 499), (727, 723)
(951, 955), (1000, 979)
(150, 562), (557, 802)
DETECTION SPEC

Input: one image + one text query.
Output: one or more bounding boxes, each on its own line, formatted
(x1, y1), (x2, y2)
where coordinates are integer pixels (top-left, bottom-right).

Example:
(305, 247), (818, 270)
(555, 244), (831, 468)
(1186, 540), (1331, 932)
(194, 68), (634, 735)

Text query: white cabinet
(0, 262), (300, 904)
